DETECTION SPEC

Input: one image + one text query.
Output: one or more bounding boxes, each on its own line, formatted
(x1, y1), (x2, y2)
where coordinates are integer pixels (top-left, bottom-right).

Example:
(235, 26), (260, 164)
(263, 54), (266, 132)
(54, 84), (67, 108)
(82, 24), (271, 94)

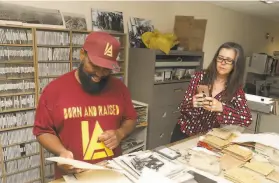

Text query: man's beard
(78, 63), (110, 94)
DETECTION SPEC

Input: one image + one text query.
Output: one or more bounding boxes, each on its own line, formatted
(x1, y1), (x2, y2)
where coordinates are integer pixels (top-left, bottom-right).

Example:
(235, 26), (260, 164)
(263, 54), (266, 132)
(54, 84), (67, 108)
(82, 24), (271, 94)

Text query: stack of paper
(222, 145), (253, 161)
(137, 167), (177, 183)
(137, 167), (196, 183)
(255, 143), (276, 157)
(46, 157), (131, 183)
(220, 154), (246, 172)
(269, 149), (279, 166)
(46, 157), (107, 170)
(232, 133), (279, 151)
(243, 161), (274, 176)
(207, 128), (233, 140)
(267, 171), (279, 183)
(202, 135), (231, 149)
(224, 167), (261, 183)
(188, 150), (221, 176)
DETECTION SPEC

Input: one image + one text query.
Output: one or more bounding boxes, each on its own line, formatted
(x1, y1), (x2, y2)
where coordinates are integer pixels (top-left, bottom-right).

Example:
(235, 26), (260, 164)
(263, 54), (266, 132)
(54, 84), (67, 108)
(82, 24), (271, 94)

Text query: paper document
(63, 169), (131, 183)
(232, 133), (279, 151)
(46, 157), (107, 170)
(137, 168), (177, 183)
(191, 147), (221, 157)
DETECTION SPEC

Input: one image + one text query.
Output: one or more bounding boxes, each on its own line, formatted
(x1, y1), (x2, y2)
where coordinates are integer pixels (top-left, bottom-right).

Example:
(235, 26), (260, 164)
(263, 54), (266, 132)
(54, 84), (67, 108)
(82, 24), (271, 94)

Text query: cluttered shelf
(121, 101), (148, 155)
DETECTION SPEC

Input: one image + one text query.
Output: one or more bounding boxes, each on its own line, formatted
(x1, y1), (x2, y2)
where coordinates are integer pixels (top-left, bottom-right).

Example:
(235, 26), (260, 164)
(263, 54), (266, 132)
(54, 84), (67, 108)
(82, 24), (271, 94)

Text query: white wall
(5, 1), (279, 68)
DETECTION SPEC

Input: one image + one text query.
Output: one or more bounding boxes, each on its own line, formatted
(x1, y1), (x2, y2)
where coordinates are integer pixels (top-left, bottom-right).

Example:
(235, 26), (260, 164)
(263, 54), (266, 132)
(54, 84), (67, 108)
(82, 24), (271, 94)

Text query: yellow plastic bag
(141, 29), (179, 54)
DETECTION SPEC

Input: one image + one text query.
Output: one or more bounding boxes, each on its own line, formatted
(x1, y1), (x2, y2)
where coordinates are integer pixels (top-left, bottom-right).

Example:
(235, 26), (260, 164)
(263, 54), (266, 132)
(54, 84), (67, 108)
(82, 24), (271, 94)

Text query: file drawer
(153, 82), (189, 107)
(147, 105), (181, 149)
(258, 114), (279, 133)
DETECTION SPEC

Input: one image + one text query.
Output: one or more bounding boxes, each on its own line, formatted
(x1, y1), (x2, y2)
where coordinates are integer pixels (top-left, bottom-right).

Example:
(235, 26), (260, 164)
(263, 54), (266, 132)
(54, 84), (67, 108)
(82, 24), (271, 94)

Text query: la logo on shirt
(81, 121), (114, 160)
(63, 105), (120, 160)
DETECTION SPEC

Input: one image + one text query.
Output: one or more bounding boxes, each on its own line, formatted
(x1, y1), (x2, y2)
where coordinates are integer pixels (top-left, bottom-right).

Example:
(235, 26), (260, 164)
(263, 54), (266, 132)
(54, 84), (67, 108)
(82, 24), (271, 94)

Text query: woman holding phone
(170, 42), (252, 143)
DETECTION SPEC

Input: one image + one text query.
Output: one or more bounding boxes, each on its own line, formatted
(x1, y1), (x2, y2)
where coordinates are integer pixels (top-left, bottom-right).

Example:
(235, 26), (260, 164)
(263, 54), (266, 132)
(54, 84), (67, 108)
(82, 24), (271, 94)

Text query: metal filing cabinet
(258, 114), (279, 133)
(128, 48), (204, 149)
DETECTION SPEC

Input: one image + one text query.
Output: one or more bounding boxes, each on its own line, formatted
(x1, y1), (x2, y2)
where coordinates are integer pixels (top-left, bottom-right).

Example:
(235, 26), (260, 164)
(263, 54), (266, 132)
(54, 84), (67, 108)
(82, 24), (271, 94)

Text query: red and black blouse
(178, 71), (252, 136)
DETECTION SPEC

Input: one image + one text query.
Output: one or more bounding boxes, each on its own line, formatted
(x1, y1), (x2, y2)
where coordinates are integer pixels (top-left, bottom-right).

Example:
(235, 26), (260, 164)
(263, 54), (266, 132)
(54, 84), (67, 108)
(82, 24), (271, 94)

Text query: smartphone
(197, 85), (210, 97)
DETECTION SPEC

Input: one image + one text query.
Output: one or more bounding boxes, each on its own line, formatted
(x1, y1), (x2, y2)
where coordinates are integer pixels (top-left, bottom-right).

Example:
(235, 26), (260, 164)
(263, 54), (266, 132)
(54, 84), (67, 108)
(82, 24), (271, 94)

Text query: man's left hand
(98, 129), (125, 150)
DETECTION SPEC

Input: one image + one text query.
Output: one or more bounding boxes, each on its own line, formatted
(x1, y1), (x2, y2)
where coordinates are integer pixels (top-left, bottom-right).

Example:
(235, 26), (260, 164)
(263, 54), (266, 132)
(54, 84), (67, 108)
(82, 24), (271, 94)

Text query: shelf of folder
(0, 43), (33, 47)
(0, 124), (33, 132)
(0, 92), (35, 97)
(0, 60), (34, 64)
(121, 100), (148, 154)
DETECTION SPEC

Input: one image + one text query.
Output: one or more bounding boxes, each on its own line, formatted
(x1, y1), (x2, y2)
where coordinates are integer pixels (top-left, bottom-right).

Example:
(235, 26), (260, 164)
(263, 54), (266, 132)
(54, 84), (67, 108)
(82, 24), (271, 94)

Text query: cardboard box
(174, 16), (207, 51)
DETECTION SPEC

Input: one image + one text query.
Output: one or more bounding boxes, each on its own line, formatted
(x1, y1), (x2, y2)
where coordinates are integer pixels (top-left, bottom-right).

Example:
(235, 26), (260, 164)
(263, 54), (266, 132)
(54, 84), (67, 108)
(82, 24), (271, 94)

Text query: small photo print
(92, 9), (124, 33)
(63, 12), (87, 30)
(128, 17), (154, 48)
(131, 154), (165, 172)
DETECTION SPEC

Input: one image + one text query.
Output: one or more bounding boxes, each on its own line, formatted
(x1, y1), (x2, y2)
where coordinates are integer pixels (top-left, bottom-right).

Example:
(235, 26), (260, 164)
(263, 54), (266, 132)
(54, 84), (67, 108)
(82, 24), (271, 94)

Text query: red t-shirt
(33, 70), (137, 179)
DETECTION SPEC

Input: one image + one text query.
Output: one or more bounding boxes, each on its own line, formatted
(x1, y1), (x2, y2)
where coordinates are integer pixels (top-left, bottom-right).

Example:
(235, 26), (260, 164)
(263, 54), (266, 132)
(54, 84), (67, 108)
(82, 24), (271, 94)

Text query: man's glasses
(216, 56), (234, 65)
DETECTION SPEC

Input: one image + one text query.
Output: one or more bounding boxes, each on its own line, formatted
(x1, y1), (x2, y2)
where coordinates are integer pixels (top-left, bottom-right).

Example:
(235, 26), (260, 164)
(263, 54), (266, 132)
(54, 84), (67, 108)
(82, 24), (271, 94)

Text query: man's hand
(98, 129), (125, 150)
(57, 150), (83, 174)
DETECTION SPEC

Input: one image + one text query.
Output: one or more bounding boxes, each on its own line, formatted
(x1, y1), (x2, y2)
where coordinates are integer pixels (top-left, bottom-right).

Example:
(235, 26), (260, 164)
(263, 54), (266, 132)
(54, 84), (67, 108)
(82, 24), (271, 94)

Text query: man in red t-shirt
(33, 32), (137, 179)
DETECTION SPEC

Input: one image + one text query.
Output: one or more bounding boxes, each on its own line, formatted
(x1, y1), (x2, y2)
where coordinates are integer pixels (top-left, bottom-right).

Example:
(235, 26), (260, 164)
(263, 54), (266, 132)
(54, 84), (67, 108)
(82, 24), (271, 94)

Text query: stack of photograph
(111, 151), (195, 183)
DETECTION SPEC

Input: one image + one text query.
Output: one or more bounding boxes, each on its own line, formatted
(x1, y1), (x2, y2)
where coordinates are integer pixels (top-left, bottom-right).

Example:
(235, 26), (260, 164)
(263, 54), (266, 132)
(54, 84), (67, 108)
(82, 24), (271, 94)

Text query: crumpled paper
(141, 29), (179, 54)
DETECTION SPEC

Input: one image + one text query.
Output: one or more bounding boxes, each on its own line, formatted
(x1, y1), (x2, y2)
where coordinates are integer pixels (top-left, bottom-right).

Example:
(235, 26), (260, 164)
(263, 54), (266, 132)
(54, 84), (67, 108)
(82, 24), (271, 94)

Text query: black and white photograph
(128, 17), (154, 48)
(131, 154), (164, 172)
(0, 2), (65, 28)
(63, 12), (87, 30)
(92, 9), (124, 33)
(113, 151), (184, 179)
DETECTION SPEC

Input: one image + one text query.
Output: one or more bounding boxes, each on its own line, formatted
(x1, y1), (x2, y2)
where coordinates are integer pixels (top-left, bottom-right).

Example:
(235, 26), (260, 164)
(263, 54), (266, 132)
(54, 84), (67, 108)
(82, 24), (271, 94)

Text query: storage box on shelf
(121, 100), (148, 155)
(34, 28), (71, 98)
(34, 28), (72, 183)
(70, 30), (90, 70)
(42, 149), (55, 183)
(128, 48), (204, 149)
(0, 25), (43, 183)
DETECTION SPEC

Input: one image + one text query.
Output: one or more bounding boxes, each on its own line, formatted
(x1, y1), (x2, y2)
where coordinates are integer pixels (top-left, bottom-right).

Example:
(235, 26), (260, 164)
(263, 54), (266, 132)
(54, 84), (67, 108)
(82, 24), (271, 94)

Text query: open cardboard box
(174, 16), (207, 51)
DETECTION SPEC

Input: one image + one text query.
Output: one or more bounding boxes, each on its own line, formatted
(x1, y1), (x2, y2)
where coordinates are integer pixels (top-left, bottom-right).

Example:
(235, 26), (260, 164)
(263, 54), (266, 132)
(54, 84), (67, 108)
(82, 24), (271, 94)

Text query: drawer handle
(173, 111), (180, 114)
(160, 133), (164, 138)
(174, 88), (183, 92)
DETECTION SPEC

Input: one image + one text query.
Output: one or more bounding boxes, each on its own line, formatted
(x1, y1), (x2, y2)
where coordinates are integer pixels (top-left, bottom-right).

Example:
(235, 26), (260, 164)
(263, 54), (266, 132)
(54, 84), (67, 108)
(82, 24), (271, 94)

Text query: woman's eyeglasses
(216, 56), (234, 65)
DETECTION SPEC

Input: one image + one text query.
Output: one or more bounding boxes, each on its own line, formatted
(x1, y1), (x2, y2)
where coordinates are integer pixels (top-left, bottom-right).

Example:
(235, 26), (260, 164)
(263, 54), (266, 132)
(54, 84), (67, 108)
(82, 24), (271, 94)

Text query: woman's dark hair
(202, 42), (245, 101)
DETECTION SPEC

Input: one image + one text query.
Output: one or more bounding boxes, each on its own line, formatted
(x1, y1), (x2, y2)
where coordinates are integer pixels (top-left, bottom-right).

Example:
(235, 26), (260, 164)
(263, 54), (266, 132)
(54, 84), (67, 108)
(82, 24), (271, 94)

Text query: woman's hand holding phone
(193, 93), (206, 107)
(202, 97), (223, 112)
